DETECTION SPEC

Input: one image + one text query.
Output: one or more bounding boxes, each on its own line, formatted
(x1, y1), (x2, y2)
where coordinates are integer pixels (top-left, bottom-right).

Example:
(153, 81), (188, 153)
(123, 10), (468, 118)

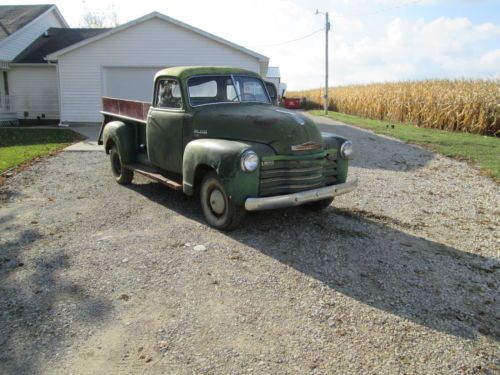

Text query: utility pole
(325, 12), (330, 115)
(317, 10), (331, 115)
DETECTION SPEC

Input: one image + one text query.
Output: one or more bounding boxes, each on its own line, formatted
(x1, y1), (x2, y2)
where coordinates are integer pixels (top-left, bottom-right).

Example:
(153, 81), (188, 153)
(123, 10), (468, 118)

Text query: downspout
(46, 59), (64, 126)
(0, 61), (11, 115)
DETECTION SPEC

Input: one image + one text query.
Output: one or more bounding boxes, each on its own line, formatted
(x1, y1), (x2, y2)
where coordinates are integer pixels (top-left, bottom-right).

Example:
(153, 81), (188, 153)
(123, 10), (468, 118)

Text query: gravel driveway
(1, 115), (498, 374)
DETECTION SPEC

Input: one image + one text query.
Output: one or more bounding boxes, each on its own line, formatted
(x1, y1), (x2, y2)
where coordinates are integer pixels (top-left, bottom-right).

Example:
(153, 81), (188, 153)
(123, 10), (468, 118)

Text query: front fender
(183, 139), (274, 205)
(321, 132), (349, 183)
(102, 121), (136, 164)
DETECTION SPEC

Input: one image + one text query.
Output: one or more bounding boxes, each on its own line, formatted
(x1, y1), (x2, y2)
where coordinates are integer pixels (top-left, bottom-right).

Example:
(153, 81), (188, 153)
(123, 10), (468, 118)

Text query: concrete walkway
(64, 125), (101, 152)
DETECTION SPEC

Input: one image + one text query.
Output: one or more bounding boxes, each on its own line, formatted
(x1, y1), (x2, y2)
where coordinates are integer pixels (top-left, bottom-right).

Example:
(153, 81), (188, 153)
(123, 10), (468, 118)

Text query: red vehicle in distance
(283, 97), (301, 109)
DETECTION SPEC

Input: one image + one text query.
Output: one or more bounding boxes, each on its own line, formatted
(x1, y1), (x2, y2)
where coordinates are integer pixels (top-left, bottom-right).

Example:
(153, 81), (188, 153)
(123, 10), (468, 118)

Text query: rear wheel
(110, 145), (133, 185)
(302, 197), (334, 211)
(200, 171), (245, 231)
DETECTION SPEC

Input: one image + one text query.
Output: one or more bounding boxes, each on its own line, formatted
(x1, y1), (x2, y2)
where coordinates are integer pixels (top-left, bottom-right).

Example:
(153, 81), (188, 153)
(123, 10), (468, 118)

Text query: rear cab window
(156, 78), (183, 109)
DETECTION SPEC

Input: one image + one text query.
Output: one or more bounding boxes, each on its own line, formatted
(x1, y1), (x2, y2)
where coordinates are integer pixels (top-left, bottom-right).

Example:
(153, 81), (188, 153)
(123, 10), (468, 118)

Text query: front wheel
(110, 145), (133, 185)
(302, 197), (334, 211)
(200, 172), (245, 231)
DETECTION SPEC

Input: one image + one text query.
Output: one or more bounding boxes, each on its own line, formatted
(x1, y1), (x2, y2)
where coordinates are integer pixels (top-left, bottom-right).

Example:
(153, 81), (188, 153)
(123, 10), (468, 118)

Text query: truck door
(147, 78), (184, 174)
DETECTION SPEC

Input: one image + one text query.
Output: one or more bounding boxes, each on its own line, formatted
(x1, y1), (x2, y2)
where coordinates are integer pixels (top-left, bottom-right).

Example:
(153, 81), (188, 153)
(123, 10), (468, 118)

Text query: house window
(156, 79), (182, 109)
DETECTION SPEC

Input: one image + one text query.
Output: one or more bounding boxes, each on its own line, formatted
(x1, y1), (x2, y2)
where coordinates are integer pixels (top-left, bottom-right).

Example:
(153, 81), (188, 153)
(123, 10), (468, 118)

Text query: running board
(125, 164), (182, 190)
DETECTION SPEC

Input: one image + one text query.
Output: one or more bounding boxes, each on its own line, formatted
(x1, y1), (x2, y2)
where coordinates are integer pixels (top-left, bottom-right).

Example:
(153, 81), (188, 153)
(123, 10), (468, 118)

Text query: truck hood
(190, 104), (323, 155)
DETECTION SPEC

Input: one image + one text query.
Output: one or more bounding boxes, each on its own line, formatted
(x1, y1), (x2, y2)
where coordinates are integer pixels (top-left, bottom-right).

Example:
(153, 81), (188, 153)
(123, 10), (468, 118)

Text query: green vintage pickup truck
(98, 66), (357, 230)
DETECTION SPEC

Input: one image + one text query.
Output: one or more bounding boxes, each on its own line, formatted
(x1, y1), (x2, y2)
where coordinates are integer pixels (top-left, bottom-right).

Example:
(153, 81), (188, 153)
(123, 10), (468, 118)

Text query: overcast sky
(4, 0), (500, 89)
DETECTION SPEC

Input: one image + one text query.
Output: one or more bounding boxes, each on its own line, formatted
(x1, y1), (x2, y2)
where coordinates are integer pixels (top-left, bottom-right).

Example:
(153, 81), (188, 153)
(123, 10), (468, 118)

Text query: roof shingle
(13, 27), (110, 63)
(0, 4), (53, 41)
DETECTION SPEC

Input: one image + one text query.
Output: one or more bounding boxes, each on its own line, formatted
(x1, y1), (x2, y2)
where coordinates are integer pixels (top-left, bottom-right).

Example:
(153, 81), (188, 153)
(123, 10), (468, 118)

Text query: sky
(3, 0), (500, 89)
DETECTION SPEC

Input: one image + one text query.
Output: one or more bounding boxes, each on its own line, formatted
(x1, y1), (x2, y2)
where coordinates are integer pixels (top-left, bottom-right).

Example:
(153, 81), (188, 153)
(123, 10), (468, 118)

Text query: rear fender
(102, 121), (136, 164)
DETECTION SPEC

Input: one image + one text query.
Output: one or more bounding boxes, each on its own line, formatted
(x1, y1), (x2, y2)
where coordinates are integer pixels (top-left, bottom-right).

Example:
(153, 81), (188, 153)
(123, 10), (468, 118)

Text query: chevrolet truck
(98, 66), (357, 230)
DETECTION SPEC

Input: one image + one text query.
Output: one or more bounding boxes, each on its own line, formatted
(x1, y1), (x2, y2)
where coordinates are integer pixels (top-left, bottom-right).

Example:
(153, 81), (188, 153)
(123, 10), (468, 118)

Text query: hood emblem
(291, 141), (324, 152)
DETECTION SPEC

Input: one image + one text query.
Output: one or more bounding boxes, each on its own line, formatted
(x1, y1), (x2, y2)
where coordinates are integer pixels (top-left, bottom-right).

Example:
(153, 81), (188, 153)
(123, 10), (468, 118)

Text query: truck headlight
(340, 141), (353, 159)
(241, 150), (259, 172)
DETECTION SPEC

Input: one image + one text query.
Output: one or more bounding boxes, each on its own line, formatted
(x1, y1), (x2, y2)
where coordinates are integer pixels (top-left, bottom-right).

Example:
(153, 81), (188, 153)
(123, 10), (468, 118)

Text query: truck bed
(101, 97), (152, 123)
(98, 97), (152, 145)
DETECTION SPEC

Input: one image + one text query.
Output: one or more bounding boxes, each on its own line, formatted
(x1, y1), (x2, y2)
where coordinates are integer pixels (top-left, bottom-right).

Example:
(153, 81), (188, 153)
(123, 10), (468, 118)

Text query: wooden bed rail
(102, 97), (152, 122)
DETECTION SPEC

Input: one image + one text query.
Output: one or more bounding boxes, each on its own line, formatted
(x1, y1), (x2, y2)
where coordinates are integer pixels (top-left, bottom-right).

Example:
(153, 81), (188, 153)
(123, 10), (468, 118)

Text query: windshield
(187, 75), (271, 106)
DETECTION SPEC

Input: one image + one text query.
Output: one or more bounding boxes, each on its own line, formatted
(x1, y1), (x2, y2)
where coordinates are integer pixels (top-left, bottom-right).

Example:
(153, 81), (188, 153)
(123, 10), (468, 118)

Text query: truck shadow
(315, 121), (435, 172)
(126, 181), (499, 342)
(238, 208), (499, 342)
(0, 213), (112, 374)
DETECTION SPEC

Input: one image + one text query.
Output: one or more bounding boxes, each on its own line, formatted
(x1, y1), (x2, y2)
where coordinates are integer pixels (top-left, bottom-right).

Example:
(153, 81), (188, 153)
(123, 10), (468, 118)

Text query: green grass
(0, 128), (84, 174)
(310, 110), (500, 180)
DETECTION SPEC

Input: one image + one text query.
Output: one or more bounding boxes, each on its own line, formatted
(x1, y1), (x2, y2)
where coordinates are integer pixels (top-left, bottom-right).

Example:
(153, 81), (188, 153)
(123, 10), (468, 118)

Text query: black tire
(200, 171), (245, 231)
(302, 197), (334, 211)
(110, 145), (133, 185)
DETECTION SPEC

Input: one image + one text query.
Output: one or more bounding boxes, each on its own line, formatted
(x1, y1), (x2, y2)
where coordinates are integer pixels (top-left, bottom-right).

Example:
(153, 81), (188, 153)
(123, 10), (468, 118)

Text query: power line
(246, 1), (421, 51)
(367, 0), (422, 16)
(248, 27), (324, 48)
(344, 0), (423, 18)
(247, 1), (421, 49)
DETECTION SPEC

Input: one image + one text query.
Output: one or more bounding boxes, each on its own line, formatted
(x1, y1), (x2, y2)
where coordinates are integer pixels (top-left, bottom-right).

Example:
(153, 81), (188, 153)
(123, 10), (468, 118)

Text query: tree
(81, 6), (119, 28)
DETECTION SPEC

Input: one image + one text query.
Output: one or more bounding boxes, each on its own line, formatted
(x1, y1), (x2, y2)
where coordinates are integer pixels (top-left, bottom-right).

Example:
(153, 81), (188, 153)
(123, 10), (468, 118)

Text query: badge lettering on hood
(291, 141), (324, 151)
(193, 129), (207, 136)
(274, 109), (306, 125)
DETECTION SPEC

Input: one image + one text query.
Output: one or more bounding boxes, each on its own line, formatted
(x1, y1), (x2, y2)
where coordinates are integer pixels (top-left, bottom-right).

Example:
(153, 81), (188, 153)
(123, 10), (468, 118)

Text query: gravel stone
(0, 115), (498, 374)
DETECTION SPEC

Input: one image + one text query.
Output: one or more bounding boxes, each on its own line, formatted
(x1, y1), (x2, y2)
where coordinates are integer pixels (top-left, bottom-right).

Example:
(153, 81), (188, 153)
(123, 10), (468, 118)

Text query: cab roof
(154, 66), (261, 81)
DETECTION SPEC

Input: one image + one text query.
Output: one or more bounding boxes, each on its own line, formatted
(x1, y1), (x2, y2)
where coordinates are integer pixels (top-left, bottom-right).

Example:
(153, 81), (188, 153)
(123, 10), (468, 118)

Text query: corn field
(289, 79), (500, 136)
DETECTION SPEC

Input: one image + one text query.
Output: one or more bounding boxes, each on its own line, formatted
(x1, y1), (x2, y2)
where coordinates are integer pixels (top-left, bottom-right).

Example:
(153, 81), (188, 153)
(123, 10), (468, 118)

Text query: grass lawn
(310, 110), (500, 180)
(0, 128), (84, 174)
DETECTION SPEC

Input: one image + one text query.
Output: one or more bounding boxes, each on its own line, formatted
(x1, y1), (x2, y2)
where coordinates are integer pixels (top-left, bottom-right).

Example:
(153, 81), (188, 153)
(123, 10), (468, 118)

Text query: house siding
(8, 65), (59, 119)
(57, 18), (261, 122)
(266, 77), (280, 94)
(0, 10), (64, 62)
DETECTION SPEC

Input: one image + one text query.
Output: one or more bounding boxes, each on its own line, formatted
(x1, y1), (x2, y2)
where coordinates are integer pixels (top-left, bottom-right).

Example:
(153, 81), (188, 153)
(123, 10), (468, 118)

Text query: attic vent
(44, 30), (49, 37)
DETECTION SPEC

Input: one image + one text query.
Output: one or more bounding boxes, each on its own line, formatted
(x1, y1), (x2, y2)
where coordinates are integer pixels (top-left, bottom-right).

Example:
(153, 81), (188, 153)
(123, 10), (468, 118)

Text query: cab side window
(157, 79), (183, 109)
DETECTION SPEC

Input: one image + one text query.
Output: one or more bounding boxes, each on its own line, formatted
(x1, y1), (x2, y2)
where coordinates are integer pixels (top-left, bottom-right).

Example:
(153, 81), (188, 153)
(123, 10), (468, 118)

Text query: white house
(0, 5), (270, 125)
(265, 67), (280, 96)
(0, 4), (67, 124)
(265, 66), (287, 101)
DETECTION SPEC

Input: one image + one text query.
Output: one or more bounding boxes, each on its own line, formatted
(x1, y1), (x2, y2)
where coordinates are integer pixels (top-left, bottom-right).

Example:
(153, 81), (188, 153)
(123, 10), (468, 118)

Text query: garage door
(103, 67), (164, 102)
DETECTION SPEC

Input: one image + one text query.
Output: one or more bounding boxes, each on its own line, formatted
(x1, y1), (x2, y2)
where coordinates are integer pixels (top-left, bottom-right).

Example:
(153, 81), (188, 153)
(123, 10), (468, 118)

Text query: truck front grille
(259, 157), (337, 197)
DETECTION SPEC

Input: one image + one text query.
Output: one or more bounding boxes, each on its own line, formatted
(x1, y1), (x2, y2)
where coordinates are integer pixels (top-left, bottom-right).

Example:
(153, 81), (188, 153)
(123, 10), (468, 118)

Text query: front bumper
(244, 178), (358, 211)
